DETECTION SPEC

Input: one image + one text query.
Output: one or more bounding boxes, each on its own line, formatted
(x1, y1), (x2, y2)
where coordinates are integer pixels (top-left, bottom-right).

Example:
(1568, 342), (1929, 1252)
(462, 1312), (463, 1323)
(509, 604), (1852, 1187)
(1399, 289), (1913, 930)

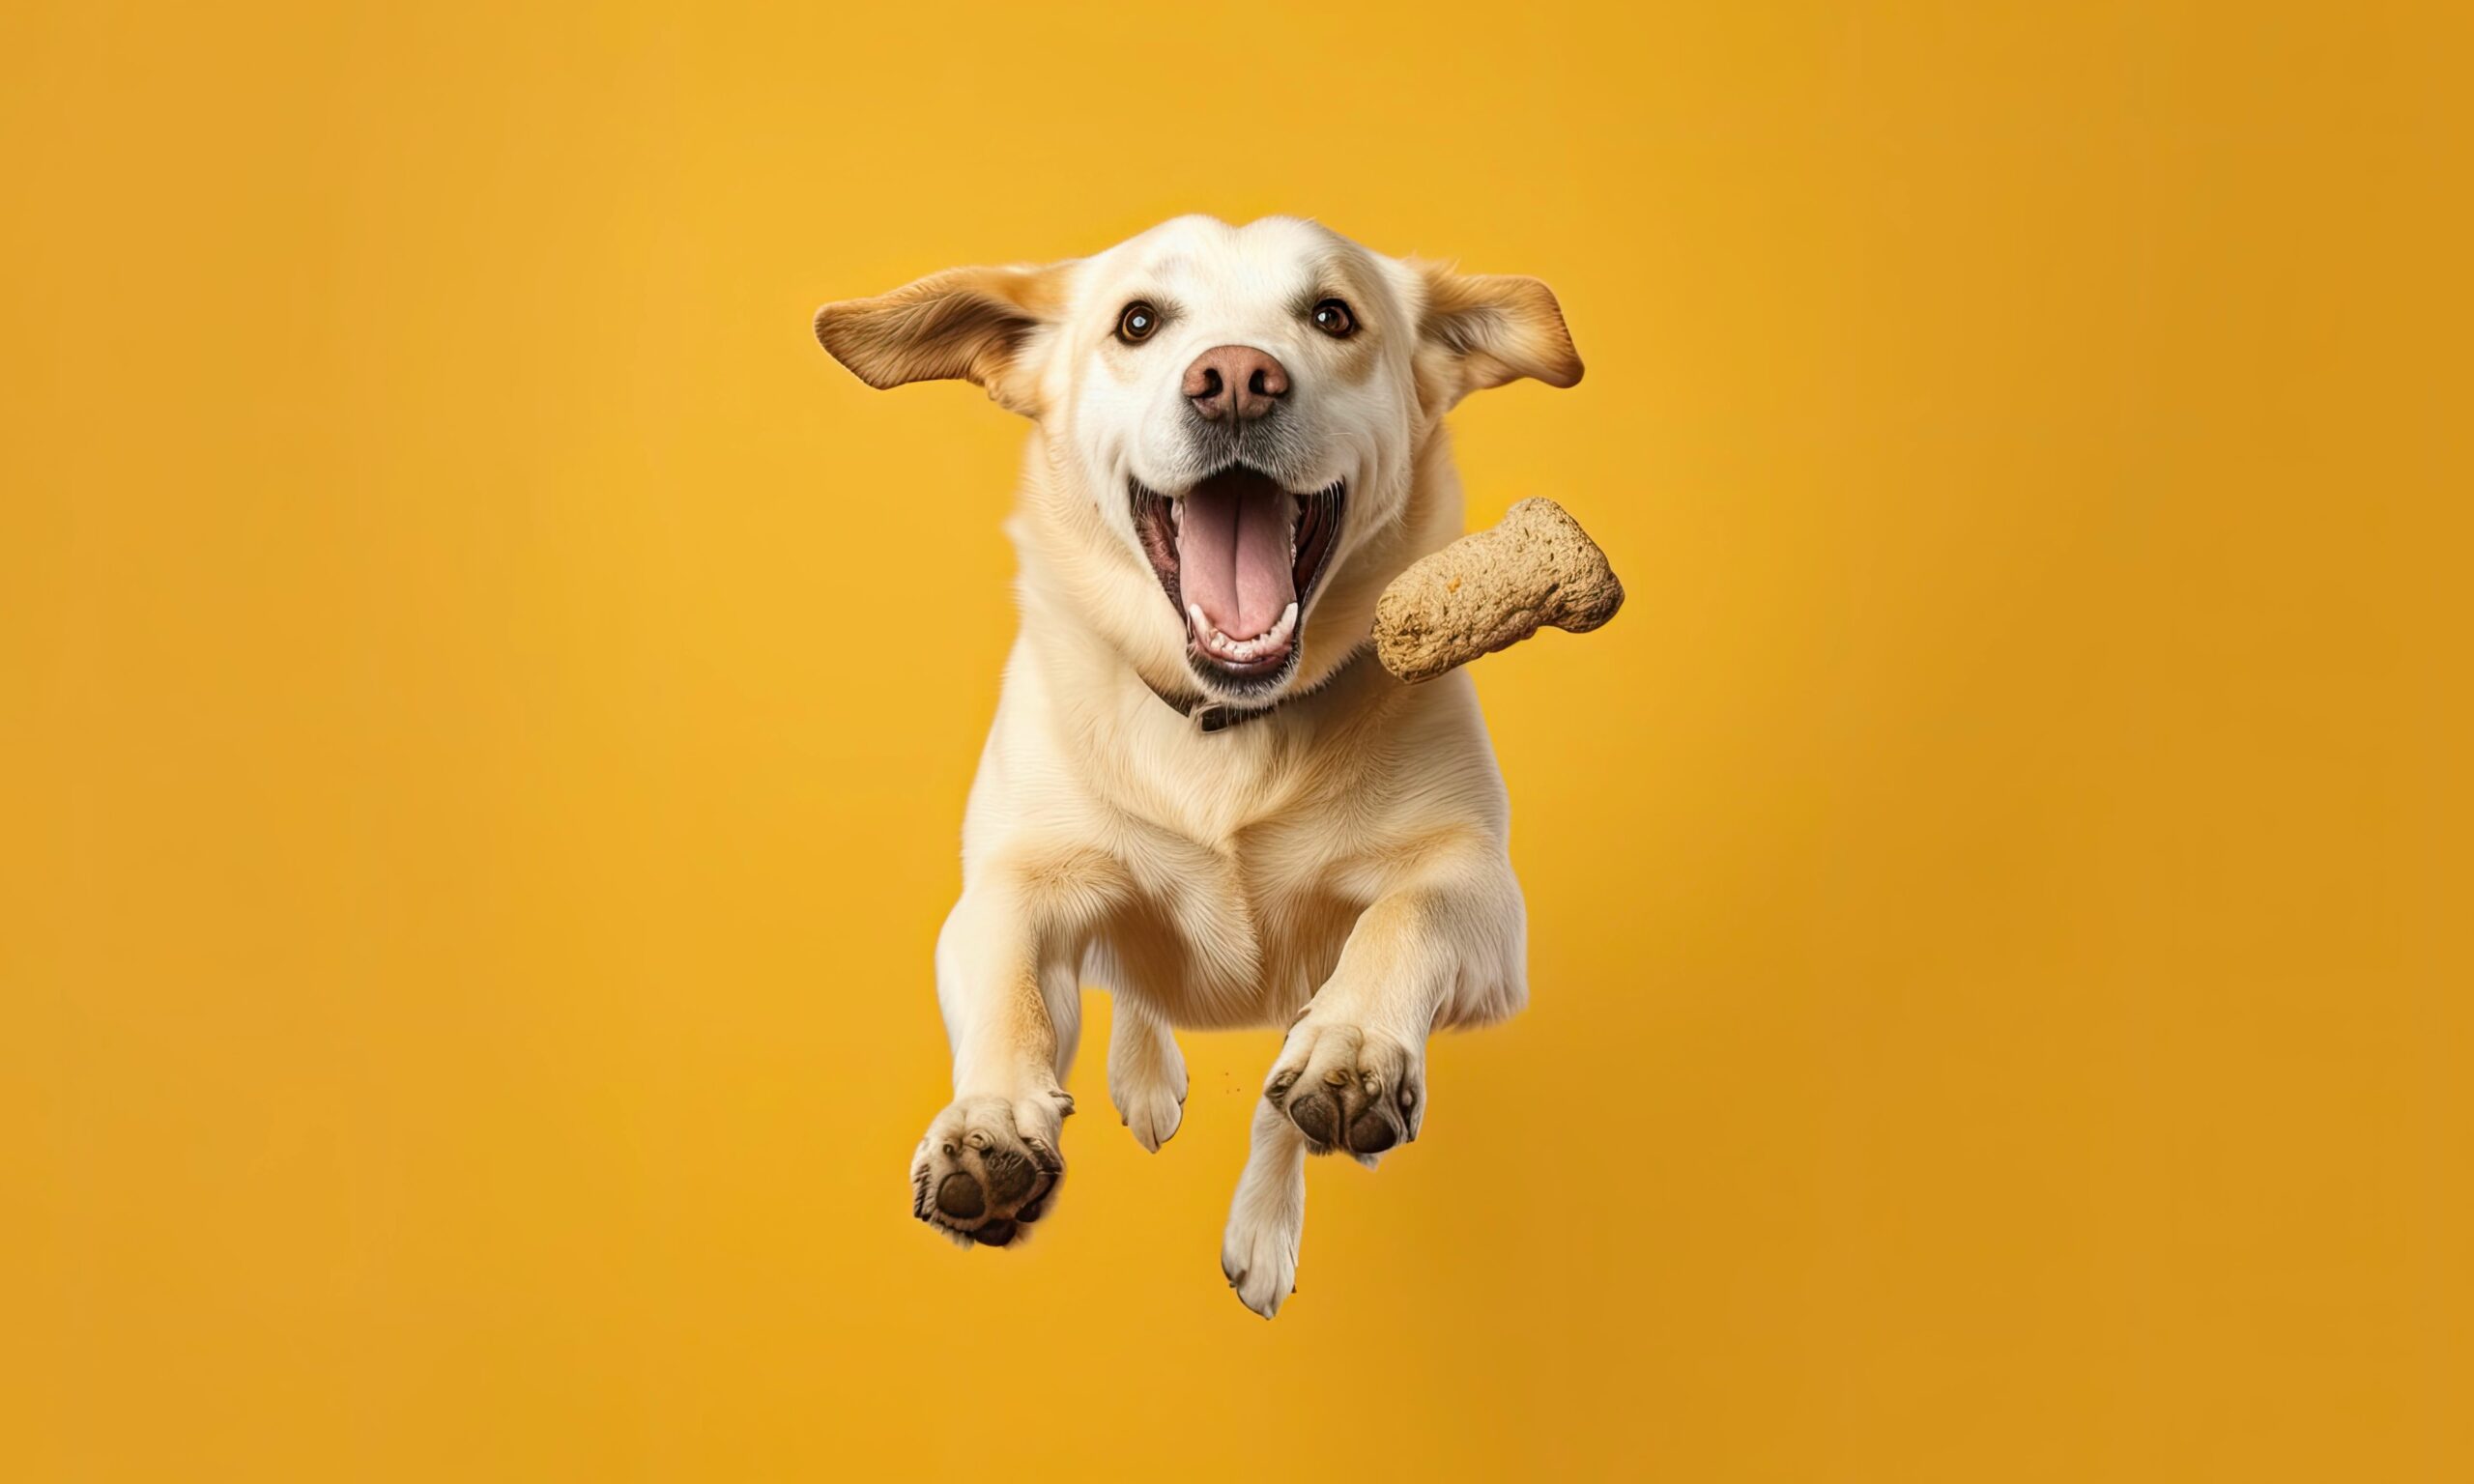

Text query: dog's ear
(1409, 262), (1583, 411)
(813, 263), (1071, 416)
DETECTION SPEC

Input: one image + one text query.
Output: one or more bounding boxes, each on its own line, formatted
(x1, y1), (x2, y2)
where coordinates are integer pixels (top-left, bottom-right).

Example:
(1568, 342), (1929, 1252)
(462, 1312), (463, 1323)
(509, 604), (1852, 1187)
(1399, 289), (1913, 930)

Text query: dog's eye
(1310, 299), (1356, 338)
(1116, 301), (1161, 344)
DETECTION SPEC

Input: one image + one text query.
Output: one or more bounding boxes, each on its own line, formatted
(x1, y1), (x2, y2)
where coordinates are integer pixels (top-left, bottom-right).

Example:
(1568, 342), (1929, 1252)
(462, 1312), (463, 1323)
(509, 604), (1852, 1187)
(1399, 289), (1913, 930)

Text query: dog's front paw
(1265, 1014), (1424, 1159)
(909, 1090), (1071, 1247)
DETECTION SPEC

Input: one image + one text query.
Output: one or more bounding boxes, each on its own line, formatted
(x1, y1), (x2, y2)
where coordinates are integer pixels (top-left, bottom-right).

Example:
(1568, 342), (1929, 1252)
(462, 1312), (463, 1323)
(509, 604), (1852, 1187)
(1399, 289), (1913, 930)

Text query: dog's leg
(910, 858), (1115, 1247)
(1222, 1094), (1309, 1317)
(1222, 840), (1526, 1311)
(1107, 998), (1188, 1153)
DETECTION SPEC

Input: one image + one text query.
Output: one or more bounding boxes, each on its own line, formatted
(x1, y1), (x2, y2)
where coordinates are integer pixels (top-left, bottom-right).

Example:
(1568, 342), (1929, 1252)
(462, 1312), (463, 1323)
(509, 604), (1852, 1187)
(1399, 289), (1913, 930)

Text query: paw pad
(909, 1094), (1066, 1247)
(1264, 1020), (1423, 1156)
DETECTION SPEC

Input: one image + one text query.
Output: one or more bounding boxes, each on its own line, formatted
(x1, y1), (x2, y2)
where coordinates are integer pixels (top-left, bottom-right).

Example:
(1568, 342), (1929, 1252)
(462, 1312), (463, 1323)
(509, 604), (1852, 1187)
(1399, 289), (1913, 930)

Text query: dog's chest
(1096, 770), (1384, 1027)
(1111, 842), (1365, 1028)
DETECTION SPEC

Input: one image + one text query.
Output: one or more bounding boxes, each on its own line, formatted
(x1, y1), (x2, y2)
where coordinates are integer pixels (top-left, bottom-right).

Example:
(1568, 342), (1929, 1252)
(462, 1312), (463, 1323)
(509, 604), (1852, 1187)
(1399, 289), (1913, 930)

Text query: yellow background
(7, 2), (2468, 1478)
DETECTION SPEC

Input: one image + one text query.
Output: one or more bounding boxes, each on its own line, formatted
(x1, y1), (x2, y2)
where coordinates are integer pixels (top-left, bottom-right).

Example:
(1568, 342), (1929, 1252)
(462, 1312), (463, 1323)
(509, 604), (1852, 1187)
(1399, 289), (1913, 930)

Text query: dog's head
(815, 215), (1579, 709)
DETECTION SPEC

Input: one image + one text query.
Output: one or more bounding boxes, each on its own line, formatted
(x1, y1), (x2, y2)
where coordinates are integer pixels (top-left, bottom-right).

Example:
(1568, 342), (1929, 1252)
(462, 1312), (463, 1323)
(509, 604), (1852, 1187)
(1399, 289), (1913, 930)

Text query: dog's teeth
(1181, 598), (1303, 663)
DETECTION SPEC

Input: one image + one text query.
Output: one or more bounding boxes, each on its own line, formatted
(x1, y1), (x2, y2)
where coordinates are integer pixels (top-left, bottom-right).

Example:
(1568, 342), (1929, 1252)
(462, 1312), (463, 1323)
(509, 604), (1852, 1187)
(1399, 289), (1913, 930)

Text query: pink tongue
(1176, 471), (1294, 639)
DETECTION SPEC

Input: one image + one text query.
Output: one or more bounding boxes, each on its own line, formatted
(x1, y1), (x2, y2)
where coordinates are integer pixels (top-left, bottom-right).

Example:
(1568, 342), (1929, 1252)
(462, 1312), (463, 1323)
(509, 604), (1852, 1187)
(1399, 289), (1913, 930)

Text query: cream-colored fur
(815, 215), (1581, 1316)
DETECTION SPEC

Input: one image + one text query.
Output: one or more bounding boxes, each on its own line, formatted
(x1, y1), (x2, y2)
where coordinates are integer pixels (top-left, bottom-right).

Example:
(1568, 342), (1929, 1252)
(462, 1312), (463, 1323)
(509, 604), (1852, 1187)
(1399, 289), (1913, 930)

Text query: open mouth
(1132, 467), (1344, 687)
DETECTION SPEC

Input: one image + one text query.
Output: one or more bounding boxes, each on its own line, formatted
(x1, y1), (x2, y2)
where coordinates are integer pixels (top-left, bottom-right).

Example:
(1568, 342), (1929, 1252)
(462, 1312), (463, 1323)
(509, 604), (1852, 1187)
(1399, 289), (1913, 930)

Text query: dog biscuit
(1373, 499), (1624, 683)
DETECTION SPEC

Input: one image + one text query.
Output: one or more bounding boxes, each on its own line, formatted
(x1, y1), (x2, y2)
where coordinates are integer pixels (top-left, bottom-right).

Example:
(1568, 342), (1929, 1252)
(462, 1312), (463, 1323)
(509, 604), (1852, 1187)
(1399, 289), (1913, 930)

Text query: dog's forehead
(1084, 215), (1368, 305)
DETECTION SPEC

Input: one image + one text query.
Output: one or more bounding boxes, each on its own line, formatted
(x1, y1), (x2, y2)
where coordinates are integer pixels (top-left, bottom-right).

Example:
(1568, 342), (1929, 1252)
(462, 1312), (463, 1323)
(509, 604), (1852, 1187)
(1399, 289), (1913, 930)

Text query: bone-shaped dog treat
(1372, 498), (1624, 683)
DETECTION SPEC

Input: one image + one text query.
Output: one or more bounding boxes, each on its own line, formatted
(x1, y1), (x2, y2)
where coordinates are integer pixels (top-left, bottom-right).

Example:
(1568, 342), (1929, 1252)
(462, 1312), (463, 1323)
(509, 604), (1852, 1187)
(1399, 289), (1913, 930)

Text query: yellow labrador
(814, 215), (1580, 1316)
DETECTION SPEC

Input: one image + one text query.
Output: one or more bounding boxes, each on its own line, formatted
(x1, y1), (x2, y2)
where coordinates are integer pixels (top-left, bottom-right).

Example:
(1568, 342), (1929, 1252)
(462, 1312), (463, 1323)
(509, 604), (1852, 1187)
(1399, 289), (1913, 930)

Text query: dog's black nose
(1183, 344), (1289, 422)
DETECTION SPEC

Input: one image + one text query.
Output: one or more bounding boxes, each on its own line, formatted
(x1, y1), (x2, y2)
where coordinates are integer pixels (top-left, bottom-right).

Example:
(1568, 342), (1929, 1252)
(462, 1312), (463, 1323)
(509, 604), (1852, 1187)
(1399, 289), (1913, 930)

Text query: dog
(813, 214), (1581, 1316)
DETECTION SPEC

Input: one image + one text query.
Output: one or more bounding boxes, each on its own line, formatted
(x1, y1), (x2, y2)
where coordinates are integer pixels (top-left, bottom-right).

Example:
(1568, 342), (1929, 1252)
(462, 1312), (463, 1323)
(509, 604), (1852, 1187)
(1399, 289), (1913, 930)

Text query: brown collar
(1141, 646), (1371, 733)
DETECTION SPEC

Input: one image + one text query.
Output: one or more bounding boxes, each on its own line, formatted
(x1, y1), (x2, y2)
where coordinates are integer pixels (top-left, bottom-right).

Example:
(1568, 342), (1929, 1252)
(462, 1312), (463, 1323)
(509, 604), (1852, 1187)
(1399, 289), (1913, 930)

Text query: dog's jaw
(1130, 471), (1345, 700)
